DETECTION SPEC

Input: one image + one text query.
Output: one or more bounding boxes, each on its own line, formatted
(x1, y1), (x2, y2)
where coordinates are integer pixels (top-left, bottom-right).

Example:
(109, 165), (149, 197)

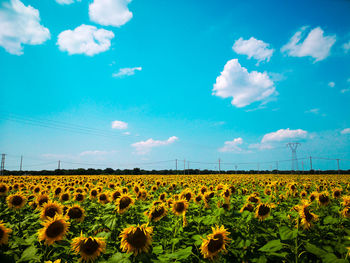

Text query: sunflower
(115, 193), (134, 214)
(247, 194), (260, 204)
(111, 189), (121, 201)
(255, 203), (275, 221)
(240, 203), (254, 213)
(74, 193), (85, 202)
(309, 192), (318, 203)
(120, 224), (153, 255)
(298, 202), (318, 229)
(71, 233), (106, 262)
(341, 206), (350, 218)
(89, 189), (98, 199)
(0, 183), (8, 196)
(195, 194), (203, 204)
(40, 201), (63, 221)
(317, 192), (330, 206)
(67, 205), (85, 222)
(98, 193), (110, 205)
(37, 194), (49, 207)
(60, 192), (70, 202)
(146, 204), (167, 222)
(54, 187), (62, 197)
(0, 221), (12, 245)
(200, 225), (230, 260)
(172, 199), (189, 216)
(342, 196), (350, 207)
(332, 188), (342, 199)
(38, 215), (70, 245)
(44, 260), (61, 263)
(7, 193), (27, 210)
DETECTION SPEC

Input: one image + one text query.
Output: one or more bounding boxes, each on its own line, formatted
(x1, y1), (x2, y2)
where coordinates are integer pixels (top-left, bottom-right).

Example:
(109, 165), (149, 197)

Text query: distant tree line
(2, 168), (350, 176)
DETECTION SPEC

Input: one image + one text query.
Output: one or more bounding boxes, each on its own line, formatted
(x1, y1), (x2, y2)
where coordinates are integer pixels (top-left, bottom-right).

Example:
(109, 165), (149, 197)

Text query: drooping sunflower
(240, 203), (254, 213)
(67, 205), (85, 222)
(200, 225), (230, 260)
(115, 193), (134, 214)
(111, 189), (121, 201)
(40, 201), (63, 221)
(146, 204), (167, 222)
(71, 233), (106, 262)
(298, 202), (318, 229)
(37, 194), (49, 207)
(120, 224), (153, 255)
(332, 188), (342, 199)
(172, 199), (189, 216)
(255, 203), (275, 221)
(317, 192), (330, 206)
(38, 215), (70, 245)
(0, 221), (12, 245)
(341, 206), (350, 218)
(7, 193), (27, 210)
(309, 192), (318, 203)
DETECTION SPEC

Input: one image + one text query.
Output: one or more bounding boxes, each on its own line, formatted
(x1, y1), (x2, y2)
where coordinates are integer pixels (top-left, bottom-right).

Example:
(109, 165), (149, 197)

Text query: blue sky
(0, 0), (349, 171)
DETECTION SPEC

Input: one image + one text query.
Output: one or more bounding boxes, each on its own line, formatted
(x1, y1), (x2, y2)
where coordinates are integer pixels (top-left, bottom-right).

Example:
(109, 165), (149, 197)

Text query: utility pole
(175, 159), (178, 173)
(309, 156), (313, 170)
(336, 159), (340, 174)
(235, 164), (237, 174)
(20, 155), (23, 171)
(302, 161), (304, 173)
(286, 142), (301, 171)
(218, 158), (221, 174)
(257, 163), (260, 173)
(0, 154), (5, 176)
(276, 161), (279, 171)
(187, 161), (189, 175)
(183, 159), (185, 175)
(58, 160), (61, 170)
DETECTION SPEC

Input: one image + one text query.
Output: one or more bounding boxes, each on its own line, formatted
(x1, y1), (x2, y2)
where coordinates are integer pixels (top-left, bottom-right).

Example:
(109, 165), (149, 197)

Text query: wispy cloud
(111, 120), (128, 130)
(233, 37), (274, 63)
(112, 67), (142, 78)
(132, 136), (178, 155)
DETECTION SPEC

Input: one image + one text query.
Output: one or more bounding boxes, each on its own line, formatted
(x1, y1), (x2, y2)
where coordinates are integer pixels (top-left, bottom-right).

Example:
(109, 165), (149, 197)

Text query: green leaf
(279, 226), (297, 241)
(192, 235), (202, 246)
(153, 245), (163, 255)
(259, 240), (283, 253)
(170, 246), (193, 260)
(304, 243), (327, 257)
(107, 252), (132, 263)
(323, 216), (337, 225)
(18, 245), (39, 263)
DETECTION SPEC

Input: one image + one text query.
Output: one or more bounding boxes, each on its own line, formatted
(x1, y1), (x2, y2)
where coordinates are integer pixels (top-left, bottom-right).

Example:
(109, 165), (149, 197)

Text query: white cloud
(305, 108), (320, 114)
(212, 59), (277, 108)
(111, 120), (128, 130)
(55, 0), (80, 4)
(343, 40), (350, 53)
(261, 128), (308, 143)
(57, 24), (114, 56)
(132, 136), (178, 155)
(281, 27), (336, 62)
(218, 137), (244, 152)
(89, 0), (132, 27)
(341, 88), (349, 94)
(341, 128), (350, 135)
(0, 0), (50, 55)
(112, 67), (142, 78)
(328, 82), (335, 88)
(232, 37), (274, 63)
(123, 131), (131, 135)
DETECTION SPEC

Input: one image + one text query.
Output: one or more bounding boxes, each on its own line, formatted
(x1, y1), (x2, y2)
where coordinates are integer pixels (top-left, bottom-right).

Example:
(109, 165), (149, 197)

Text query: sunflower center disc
(39, 197), (48, 206)
(258, 205), (270, 216)
(207, 234), (224, 253)
(81, 238), (99, 255)
(127, 228), (147, 249)
(68, 207), (83, 219)
(174, 202), (185, 213)
(0, 185), (6, 192)
(46, 221), (64, 238)
(119, 197), (131, 209)
(151, 207), (164, 219)
(319, 195), (329, 204)
(12, 196), (23, 206)
(45, 207), (58, 218)
(61, 194), (69, 201)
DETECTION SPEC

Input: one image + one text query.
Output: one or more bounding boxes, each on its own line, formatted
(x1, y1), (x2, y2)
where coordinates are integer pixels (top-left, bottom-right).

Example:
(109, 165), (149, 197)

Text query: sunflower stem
(295, 217), (299, 263)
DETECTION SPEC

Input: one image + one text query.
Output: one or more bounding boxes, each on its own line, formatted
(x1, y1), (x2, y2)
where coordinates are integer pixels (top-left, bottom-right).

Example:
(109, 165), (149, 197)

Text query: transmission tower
(0, 154), (5, 176)
(286, 143), (300, 171)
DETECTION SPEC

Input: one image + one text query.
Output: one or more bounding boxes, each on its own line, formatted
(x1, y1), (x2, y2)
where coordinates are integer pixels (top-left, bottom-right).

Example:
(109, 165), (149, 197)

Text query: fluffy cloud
(218, 137), (244, 152)
(261, 128), (308, 143)
(281, 27), (336, 62)
(111, 120), (128, 130)
(232, 37), (274, 63)
(112, 67), (142, 78)
(57, 25), (114, 56)
(0, 0), (50, 55)
(212, 59), (277, 108)
(132, 136), (178, 155)
(341, 128), (350, 135)
(55, 0), (80, 4)
(343, 40), (350, 53)
(328, 82), (335, 88)
(89, 0), (132, 27)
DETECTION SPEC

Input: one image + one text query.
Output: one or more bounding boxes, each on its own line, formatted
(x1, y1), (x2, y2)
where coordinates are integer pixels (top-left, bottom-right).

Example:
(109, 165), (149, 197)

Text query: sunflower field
(0, 174), (350, 263)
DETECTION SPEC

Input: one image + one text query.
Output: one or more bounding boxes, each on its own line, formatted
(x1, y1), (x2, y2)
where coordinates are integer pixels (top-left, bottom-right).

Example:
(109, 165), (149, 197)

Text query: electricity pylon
(286, 142), (300, 171)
